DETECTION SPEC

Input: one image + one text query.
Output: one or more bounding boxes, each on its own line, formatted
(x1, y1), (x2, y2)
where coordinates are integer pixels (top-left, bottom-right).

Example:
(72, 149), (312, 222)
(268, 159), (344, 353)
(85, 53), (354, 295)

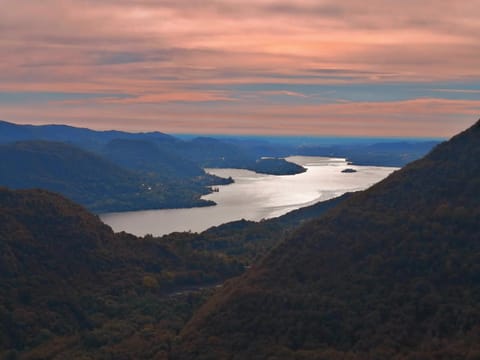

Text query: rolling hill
(0, 141), (218, 213)
(0, 187), (244, 359)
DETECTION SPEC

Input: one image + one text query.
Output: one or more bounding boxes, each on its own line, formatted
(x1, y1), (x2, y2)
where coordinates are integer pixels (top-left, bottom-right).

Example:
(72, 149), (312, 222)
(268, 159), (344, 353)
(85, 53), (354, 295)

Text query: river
(100, 156), (397, 236)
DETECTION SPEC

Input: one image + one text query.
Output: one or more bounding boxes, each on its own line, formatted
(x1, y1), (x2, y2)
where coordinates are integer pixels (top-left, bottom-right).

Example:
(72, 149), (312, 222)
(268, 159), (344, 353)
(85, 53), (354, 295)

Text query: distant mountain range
(174, 120), (480, 359)
(0, 119), (439, 168)
(0, 120), (175, 149)
(0, 120), (301, 172)
(0, 119), (440, 213)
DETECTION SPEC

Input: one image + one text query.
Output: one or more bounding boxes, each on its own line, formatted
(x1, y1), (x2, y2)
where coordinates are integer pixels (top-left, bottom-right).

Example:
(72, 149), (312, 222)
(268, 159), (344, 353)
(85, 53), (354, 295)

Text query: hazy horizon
(1, 118), (446, 143)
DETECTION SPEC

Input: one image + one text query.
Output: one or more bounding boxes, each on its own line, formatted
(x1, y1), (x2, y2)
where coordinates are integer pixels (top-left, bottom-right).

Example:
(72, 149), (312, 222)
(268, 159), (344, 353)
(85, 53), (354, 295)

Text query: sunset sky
(1, 0), (479, 137)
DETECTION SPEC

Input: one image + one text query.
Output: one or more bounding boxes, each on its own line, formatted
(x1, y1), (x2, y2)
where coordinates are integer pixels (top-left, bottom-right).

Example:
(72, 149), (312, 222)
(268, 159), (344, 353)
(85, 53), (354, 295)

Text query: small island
(250, 158), (307, 175)
(342, 168), (358, 173)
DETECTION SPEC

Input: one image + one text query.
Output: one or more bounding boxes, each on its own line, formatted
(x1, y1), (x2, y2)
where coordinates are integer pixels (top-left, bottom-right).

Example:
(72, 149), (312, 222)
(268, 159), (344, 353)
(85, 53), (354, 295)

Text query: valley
(2, 2), (479, 359)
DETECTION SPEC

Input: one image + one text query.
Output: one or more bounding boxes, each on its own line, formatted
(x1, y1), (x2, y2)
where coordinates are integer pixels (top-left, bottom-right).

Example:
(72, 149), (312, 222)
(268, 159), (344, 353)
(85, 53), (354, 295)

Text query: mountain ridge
(0, 120), (175, 147)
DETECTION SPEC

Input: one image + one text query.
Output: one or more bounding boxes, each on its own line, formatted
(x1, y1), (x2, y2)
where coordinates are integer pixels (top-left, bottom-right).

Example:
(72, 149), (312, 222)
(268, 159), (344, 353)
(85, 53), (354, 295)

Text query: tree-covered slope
(0, 188), (244, 359)
(0, 141), (217, 213)
(175, 120), (480, 359)
(0, 140), (136, 202)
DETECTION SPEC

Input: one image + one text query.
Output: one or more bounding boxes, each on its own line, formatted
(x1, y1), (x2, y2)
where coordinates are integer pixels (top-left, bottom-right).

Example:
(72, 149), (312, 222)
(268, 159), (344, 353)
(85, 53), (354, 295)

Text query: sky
(1, 0), (479, 137)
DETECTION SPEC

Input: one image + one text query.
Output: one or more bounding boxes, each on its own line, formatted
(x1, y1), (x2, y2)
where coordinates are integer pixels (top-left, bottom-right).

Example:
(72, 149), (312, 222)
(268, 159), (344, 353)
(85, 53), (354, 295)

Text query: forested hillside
(0, 188), (244, 359)
(175, 120), (480, 359)
(0, 141), (221, 213)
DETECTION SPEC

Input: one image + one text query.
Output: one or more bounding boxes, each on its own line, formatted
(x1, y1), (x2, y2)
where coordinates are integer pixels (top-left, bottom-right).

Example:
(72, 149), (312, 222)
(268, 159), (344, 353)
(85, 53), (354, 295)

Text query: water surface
(101, 156), (397, 236)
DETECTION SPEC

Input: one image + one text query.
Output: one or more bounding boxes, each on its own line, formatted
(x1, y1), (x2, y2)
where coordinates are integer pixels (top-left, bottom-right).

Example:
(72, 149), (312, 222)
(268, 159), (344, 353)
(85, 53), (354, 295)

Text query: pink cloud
(1, 1), (479, 136)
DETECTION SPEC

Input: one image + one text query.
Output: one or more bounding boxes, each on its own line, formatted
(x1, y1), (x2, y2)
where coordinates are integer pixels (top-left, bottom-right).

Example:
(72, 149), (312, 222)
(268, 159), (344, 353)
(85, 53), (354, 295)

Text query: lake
(100, 156), (398, 236)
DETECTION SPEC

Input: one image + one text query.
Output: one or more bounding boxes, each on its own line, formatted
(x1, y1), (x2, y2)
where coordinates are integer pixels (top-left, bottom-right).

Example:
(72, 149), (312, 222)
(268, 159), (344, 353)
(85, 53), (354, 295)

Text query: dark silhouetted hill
(0, 141), (217, 213)
(175, 120), (480, 359)
(0, 141), (135, 205)
(0, 187), (243, 359)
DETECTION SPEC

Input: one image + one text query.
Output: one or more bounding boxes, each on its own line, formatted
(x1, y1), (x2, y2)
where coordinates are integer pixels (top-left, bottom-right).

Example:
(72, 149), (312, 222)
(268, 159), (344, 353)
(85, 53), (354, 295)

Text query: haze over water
(101, 156), (397, 236)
